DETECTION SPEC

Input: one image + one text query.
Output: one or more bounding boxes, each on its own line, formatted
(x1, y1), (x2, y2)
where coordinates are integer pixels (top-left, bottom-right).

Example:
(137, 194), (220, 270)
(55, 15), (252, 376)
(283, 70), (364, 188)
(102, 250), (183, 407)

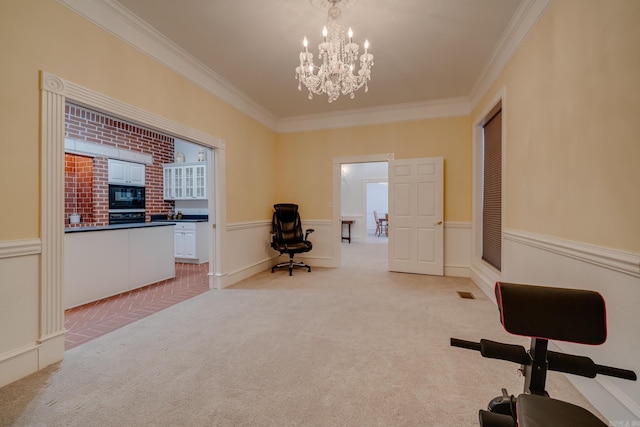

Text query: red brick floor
(64, 262), (210, 351)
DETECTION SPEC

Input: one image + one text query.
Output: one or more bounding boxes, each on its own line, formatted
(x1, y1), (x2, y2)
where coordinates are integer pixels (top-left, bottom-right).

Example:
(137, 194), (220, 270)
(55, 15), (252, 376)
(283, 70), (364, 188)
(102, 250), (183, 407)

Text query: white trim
(444, 266), (470, 277)
(37, 70), (226, 374)
(218, 257), (276, 289)
(504, 229), (640, 278)
(470, 261), (501, 302)
(471, 87), (506, 293)
(551, 316), (640, 419)
(470, 0), (551, 106)
(333, 153), (393, 165)
(0, 343), (40, 364)
(333, 154), (391, 265)
(0, 239), (41, 259)
(226, 220), (271, 232)
(58, 73), (225, 150)
(277, 97), (471, 133)
(444, 221), (471, 230)
(56, 0), (278, 131)
(444, 222), (471, 278)
(64, 137), (154, 165)
(596, 377), (640, 419)
(57, 0), (550, 132)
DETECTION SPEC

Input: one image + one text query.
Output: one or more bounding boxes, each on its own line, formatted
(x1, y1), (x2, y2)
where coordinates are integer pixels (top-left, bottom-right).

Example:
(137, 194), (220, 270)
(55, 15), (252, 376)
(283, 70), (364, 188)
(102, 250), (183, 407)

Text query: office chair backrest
(273, 204), (304, 243)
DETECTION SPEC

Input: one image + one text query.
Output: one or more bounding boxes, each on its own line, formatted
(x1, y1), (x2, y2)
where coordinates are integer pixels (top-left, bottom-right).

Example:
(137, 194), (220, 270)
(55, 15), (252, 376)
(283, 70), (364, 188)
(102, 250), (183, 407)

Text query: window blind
(482, 108), (502, 271)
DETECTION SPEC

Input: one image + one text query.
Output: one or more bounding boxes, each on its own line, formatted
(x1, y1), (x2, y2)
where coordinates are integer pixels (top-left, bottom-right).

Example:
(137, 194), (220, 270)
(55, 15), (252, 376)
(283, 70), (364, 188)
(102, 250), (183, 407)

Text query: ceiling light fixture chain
(295, 0), (374, 103)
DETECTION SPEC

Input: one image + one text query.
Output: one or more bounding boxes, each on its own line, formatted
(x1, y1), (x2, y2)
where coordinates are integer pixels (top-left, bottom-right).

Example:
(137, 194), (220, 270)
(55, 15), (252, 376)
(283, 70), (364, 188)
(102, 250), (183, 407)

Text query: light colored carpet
(0, 241), (599, 426)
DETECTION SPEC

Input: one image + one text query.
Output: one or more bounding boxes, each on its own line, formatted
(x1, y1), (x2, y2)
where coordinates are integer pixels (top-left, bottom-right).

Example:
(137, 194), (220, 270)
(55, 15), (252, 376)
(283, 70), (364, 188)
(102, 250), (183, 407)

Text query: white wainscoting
(444, 222), (471, 277)
(220, 220), (471, 288)
(0, 239), (43, 388)
(473, 229), (640, 422)
(219, 219), (336, 288)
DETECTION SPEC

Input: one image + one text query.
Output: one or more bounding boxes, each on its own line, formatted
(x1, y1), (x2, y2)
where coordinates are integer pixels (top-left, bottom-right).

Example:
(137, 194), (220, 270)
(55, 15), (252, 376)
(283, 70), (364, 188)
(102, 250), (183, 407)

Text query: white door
(388, 157), (444, 275)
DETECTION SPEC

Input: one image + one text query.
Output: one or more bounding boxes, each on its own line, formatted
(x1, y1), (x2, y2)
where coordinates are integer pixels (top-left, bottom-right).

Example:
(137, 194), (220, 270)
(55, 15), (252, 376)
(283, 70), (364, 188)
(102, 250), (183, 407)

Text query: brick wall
(64, 104), (175, 227)
(65, 154), (95, 227)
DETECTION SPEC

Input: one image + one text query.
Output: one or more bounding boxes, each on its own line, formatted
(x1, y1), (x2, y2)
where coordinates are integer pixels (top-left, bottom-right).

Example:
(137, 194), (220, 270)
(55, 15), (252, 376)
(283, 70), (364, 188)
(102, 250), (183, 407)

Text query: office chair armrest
(305, 229), (315, 240)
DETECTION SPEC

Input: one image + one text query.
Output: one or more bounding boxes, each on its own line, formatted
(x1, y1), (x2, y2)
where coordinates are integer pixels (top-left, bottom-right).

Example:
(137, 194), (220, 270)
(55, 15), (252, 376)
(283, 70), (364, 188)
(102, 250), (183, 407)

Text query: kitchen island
(64, 222), (175, 309)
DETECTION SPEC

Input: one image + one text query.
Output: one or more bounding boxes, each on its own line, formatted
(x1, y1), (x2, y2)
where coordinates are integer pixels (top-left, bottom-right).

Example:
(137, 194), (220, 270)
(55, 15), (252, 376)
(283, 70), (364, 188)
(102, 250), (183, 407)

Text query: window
(482, 103), (502, 271)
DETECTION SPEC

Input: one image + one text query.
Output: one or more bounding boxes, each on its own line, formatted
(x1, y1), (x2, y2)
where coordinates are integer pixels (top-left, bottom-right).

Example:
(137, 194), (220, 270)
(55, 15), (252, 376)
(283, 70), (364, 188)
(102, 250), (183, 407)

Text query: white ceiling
(109, 0), (526, 122)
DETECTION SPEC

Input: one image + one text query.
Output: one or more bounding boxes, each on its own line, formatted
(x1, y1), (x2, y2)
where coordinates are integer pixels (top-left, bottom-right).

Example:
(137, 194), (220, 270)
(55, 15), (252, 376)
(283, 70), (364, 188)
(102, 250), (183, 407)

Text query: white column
(39, 72), (66, 366)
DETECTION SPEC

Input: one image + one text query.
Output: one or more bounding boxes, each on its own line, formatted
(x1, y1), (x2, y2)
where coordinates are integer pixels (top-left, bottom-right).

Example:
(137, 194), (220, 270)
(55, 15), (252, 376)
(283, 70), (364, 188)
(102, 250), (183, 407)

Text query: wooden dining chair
(373, 210), (381, 236)
(373, 210), (388, 237)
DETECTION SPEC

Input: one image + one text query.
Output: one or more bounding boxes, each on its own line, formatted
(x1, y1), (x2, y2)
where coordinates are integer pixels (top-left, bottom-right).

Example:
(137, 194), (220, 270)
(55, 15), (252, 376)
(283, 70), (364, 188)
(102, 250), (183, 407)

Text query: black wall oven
(108, 184), (146, 224)
(109, 184), (145, 210)
(109, 211), (145, 225)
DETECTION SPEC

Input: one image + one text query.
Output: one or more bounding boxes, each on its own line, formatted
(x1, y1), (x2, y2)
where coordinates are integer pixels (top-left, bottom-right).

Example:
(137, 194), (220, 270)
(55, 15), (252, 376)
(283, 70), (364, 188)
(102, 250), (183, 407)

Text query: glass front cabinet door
(163, 163), (207, 200)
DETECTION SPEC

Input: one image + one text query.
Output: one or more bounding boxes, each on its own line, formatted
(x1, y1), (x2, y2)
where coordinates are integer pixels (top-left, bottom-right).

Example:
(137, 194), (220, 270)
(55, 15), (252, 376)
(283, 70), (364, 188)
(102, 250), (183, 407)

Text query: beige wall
(276, 116), (472, 221)
(0, 0), (278, 241)
(473, 0), (640, 253)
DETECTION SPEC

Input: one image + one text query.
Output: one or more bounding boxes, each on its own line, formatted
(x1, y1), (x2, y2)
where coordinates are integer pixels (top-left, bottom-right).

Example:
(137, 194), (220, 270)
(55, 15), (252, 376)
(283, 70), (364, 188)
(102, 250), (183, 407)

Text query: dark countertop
(150, 214), (209, 223)
(151, 219), (209, 223)
(65, 222), (176, 234)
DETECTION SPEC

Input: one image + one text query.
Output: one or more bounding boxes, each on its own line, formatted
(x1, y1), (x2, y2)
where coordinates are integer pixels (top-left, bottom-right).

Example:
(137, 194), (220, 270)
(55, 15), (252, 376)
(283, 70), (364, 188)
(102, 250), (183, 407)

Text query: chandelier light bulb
(295, 0), (374, 103)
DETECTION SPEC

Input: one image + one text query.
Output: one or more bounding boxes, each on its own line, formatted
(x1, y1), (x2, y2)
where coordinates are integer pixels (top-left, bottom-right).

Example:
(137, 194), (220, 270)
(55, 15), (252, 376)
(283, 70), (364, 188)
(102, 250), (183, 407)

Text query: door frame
(39, 71), (226, 364)
(332, 153), (394, 265)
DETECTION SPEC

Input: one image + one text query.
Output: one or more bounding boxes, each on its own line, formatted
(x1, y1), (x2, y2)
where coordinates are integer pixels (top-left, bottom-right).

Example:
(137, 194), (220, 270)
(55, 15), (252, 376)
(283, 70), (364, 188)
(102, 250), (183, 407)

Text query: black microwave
(109, 185), (145, 210)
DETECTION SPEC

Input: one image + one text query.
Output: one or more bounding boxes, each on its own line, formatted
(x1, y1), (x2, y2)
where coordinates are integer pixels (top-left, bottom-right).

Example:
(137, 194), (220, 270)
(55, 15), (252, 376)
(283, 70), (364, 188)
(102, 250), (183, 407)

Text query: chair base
(271, 256), (311, 276)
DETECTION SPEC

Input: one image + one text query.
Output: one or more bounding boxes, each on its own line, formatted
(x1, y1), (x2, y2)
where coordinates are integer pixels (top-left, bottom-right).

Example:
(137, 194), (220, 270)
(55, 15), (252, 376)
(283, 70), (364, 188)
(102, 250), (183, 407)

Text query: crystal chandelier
(295, 0), (374, 103)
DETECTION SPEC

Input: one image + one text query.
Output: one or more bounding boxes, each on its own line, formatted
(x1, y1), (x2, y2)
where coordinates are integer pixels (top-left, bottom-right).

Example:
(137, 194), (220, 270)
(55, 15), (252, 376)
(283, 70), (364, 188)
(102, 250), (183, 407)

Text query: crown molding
(277, 97), (471, 133)
(56, 0), (279, 131)
(58, 0), (550, 133)
(469, 0), (552, 107)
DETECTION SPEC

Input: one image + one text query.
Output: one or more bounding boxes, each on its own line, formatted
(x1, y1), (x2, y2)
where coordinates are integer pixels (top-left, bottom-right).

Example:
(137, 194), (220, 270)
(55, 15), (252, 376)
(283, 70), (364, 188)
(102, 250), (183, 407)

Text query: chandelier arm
(295, 0), (373, 102)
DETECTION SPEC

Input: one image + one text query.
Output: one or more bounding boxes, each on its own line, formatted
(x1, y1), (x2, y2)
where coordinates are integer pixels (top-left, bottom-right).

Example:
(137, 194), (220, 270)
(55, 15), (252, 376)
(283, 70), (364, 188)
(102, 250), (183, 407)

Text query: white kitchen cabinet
(163, 163), (206, 200)
(174, 223), (196, 258)
(108, 159), (145, 186)
(64, 225), (175, 309)
(163, 166), (184, 199)
(173, 222), (208, 263)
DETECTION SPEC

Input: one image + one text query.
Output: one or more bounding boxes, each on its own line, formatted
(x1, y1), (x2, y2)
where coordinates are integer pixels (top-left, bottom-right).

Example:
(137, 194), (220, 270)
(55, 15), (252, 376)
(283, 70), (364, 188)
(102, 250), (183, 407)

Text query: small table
(341, 220), (355, 243)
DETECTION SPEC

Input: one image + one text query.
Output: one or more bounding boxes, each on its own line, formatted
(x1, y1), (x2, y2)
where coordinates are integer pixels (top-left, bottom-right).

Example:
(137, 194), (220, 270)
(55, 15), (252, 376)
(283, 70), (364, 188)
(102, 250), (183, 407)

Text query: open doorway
(365, 181), (389, 239)
(338, 159), (389, 266)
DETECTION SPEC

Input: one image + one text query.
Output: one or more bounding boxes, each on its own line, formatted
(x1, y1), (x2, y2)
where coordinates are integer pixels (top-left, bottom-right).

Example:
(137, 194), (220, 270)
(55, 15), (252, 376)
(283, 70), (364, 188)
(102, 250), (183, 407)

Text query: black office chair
(271, 203), (314, 276)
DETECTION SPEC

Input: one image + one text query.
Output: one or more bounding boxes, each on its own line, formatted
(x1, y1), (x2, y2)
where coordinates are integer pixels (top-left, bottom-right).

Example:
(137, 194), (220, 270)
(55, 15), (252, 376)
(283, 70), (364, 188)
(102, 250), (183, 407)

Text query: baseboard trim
(0, 337), (63, 389)
(469, 261), (499, 302)
(551, 341), (640, 419)
(0, 343), (40, 364)
(218, 257), (276, 289)
(444, 265), (470, 278)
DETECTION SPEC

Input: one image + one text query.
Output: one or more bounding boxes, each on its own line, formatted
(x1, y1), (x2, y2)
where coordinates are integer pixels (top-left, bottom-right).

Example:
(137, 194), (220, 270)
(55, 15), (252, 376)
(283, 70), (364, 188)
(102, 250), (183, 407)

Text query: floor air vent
(457, 291), (476, 300)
